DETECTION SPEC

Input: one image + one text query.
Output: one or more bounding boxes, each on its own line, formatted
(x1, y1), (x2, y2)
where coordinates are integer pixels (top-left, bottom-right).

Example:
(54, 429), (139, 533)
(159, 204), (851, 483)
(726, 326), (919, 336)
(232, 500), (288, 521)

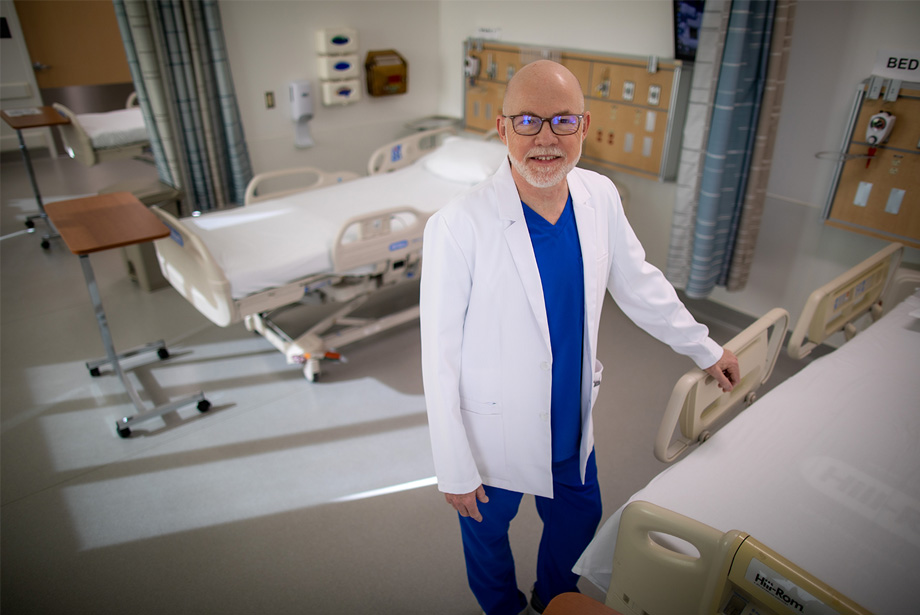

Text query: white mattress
(575, 290), (920, 614)
(77, 107), (148, 148)
(181, 137), (509, 299)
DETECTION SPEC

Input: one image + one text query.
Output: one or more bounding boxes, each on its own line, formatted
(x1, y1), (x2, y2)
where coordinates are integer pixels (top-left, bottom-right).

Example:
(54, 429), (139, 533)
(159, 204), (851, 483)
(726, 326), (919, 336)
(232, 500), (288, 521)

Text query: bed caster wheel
(197, 399), (211, 413)
(698, 430), (712, 444)
(40, 239), (50, 250)
(89, 367), (101, 377)
(25, 220), (35, 229)
(157, 347), (170, 360)
(116, 423), (131, 438)
(303, 360), (320, 382)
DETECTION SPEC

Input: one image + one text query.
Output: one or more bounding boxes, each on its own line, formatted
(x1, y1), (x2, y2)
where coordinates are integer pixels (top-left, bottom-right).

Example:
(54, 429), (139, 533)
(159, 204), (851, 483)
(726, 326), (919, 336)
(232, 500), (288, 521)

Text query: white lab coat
(419, 160), (722, 499)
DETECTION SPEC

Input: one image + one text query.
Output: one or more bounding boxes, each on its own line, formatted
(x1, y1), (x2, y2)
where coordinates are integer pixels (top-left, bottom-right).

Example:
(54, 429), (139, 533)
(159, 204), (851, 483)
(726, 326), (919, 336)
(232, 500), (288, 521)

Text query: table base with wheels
(45, 192), (209, 438)
(0, 107), (70, 249)
(79, 253), (210, 437)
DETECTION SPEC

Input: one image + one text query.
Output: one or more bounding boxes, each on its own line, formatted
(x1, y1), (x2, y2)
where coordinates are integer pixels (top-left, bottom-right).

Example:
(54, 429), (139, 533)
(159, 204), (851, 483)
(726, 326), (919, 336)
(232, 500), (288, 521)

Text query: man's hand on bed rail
(704, 349), (740, 393)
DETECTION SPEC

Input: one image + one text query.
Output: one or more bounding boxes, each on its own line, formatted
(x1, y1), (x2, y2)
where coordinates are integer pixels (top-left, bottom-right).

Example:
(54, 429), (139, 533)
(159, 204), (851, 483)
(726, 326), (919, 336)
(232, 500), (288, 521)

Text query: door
(14, 0), (130, 89)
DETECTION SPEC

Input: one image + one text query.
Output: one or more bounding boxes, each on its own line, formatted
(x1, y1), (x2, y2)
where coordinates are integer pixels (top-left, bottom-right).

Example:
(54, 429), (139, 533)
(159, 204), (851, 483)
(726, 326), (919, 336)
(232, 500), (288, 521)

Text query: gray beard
(508, 148), (578, 188)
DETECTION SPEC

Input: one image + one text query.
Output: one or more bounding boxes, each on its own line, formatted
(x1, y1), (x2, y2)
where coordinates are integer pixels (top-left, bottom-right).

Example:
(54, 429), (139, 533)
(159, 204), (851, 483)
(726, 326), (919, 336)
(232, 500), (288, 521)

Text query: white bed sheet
(77, 107), (148, 148)
(575, 290), (920, 614)
(181, 138), (508, 299)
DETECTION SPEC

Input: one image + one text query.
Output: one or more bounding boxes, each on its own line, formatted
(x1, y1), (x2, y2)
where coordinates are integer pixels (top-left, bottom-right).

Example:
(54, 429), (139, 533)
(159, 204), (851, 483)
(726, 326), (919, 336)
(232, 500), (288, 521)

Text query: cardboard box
(365, 50), (408, 97)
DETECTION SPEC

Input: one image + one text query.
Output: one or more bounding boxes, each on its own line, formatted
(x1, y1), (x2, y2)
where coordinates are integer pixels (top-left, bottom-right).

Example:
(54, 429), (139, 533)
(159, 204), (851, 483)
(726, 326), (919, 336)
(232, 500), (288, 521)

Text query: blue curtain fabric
(113, 0), (252, 213)
(667, 0), (792, 299)
(666, 0), (732, 290)
(687, 0), (775, 298)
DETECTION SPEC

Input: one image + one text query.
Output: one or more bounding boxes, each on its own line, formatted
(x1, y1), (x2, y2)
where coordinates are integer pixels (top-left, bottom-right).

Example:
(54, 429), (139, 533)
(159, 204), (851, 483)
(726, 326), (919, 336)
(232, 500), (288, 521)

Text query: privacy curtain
(113, 0), (252, 213)
(666, 0), (796, 298)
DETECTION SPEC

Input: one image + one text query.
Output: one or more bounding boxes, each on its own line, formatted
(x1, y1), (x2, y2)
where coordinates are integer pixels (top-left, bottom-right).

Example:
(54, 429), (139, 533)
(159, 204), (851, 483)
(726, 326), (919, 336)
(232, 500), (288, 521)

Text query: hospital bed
(151, 128), (509, 380)
(574, 284), (920, 613)
(52, 95), (149, 167)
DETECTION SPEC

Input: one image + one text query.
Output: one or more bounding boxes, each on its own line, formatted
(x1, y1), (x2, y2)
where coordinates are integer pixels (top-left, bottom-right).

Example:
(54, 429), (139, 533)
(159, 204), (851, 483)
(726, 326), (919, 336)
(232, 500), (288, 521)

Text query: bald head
(502, 60), (585, 116)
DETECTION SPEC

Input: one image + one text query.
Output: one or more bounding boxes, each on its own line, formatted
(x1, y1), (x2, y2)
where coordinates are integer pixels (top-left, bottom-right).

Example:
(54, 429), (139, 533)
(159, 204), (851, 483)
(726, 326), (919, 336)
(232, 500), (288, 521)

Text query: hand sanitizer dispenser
(290, 79), (314, 148)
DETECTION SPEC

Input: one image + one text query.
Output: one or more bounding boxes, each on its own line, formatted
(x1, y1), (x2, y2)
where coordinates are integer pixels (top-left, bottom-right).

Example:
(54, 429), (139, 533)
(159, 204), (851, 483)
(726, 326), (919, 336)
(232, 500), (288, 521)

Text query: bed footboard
(787, 242), (903, 359)
(366, 125), (457, 175)
(655, 307), (789, 463)
(151, 206), (240, 327)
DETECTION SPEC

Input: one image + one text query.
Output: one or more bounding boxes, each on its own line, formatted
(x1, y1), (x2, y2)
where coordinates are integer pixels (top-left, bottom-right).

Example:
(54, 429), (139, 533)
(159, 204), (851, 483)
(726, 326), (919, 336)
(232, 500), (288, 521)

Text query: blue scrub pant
(458, 452), (602, 615)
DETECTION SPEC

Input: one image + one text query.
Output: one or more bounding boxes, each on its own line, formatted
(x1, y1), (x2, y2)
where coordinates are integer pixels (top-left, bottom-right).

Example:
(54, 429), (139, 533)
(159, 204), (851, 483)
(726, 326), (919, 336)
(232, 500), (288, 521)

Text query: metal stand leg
(78, 255), (209, 437)
(16, 129), (59, 249)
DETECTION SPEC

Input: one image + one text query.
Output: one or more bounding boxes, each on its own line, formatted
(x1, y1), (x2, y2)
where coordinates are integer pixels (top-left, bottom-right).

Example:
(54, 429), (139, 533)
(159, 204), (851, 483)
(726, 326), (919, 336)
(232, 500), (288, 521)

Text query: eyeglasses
(502, 114), (584, 136)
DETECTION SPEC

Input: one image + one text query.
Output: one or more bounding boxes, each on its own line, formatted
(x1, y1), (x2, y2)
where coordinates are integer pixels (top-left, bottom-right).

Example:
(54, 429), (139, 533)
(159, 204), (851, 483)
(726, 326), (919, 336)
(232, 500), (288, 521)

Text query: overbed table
(44, 192), (209, 437)
(0, 106), (71, 248)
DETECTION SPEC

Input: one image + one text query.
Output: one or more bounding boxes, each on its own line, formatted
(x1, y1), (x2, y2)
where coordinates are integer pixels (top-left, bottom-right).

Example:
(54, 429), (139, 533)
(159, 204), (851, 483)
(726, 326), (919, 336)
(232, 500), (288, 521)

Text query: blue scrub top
(522, 194), (585, 462)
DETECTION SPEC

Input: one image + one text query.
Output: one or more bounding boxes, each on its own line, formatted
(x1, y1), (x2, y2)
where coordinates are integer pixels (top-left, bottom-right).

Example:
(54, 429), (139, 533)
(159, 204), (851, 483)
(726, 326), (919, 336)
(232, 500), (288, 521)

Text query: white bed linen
(181, 139), (508, 299)
(575, 290), (920, 614)
(77, 107), (148, 148)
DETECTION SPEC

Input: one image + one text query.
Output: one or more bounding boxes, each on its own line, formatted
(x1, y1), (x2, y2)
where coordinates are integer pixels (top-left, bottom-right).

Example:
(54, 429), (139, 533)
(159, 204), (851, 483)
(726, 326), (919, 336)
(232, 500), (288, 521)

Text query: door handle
(32, 61), (52, 71)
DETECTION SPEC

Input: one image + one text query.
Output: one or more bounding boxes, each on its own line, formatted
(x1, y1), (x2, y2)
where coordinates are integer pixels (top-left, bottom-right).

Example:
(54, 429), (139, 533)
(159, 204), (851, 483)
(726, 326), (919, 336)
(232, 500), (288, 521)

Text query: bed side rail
(51, 103), (97, 167)
(332, 206), (429, 275)
(655, 307), (789, 464)
(607, 501), (742, 615)
(244, 167), (360, 206)
(787, 242), (903, 359)
(150, 206), (239, 327)
(367, 126), (457, 175)
(607, 501), (871, 615)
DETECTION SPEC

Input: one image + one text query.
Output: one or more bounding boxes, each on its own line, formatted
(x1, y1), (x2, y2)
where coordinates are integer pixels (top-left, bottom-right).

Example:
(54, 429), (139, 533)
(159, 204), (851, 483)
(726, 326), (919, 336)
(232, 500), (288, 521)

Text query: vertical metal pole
(79, 254), (146, 411)
(17, 128), (45, 214)
(18, 129), (59, 243)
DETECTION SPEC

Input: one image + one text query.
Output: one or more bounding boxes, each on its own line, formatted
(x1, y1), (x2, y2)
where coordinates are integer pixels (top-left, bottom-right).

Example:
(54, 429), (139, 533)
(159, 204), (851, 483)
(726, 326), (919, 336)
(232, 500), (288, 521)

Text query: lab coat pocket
(590, 360), (604, 408)
(460, 398), (507, 480)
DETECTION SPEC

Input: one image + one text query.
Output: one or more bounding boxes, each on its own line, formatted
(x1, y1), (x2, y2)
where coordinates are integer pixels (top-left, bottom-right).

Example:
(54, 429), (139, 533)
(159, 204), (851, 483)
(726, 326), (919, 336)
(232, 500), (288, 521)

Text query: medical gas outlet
(316, 27), (361, 106)
(864, 111), (895, 167)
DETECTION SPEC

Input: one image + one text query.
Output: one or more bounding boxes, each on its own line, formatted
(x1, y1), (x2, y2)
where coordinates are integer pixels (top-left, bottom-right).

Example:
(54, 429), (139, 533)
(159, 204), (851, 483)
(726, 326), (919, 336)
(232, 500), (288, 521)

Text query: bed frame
(606, 501), (871, 615)
(152, 126), (456, 381)
(52, 95), (149, 167)
(787, 242), (904, 359)
(655, 307), (789, 463)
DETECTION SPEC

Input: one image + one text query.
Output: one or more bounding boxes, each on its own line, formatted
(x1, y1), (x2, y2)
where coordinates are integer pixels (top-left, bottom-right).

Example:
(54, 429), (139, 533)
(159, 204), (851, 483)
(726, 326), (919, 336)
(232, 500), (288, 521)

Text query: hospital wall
(222, 0), (920, 326)
(434, 0), (920, 327)
(219, 0), (442, 176)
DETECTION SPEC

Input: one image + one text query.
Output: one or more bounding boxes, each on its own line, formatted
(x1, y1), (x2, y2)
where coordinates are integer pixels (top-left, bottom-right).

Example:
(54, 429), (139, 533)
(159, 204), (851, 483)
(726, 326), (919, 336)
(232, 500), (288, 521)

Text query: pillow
(422, 136), (508, 184)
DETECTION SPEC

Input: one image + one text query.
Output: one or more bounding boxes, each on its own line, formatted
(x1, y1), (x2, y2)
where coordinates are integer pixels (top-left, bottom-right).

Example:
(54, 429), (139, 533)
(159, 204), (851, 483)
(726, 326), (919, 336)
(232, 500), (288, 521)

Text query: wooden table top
(0, 106), (71, 130)
(44, 192), (170, 255)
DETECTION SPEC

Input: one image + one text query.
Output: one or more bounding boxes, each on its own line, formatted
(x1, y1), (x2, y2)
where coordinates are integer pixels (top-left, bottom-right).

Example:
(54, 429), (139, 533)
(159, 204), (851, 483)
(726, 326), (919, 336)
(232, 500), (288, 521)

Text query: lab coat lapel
(495, 163), (552, 351)
(570, 172), (599, 363)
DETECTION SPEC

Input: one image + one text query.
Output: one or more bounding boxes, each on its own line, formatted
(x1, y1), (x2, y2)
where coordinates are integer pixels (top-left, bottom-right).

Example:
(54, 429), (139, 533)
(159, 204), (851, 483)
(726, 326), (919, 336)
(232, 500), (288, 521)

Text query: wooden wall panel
(825, 82), (920, 249)
(462, 40), (690, 181)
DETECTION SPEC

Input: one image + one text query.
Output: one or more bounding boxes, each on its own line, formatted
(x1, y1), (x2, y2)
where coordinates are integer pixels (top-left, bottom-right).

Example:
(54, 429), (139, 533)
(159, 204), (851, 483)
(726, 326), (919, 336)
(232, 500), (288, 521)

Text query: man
(419, 60), (739, 615)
